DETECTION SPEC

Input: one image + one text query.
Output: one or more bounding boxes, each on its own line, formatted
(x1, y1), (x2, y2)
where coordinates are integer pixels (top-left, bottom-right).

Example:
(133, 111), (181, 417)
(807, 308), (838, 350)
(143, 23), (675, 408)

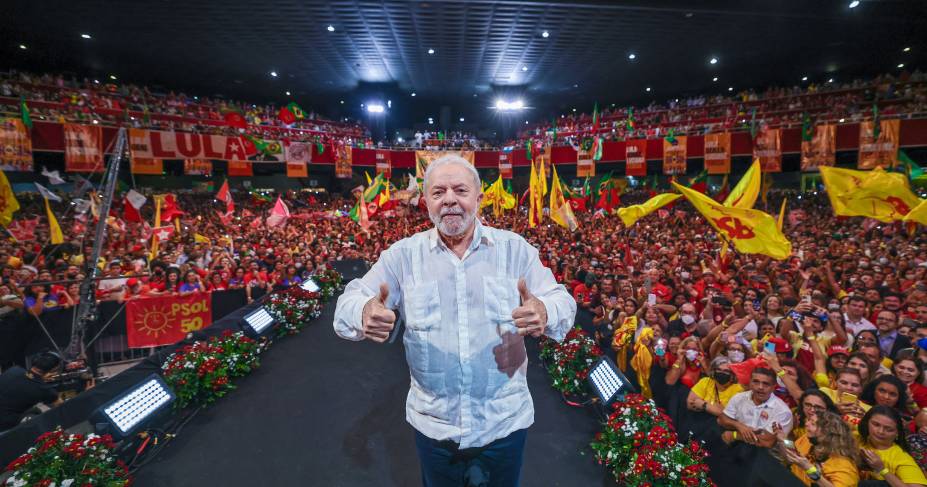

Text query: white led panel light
(300, 279), (320, 292)
(244, 307), (275, 334)
(103, 377), (172, 434)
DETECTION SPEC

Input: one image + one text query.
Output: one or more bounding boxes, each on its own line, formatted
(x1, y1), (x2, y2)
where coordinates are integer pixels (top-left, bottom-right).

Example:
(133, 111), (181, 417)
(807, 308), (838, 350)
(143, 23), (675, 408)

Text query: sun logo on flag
(713, 216), (755, 240)
(136, 304), (173, 337)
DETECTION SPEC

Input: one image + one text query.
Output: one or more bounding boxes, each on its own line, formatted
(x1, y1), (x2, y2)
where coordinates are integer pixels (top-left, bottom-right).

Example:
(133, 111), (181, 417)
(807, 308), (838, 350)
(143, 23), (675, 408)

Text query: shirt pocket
(483, 276), (520, 335)
(403, 282), (441, 374)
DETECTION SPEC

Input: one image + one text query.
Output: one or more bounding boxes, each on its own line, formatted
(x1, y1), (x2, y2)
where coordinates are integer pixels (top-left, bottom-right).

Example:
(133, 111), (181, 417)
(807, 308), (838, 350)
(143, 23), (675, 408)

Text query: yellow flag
(820, 166), (921, 222)
(528, 161), (539, 228)
(44, 198), (63, 245)
(672, 182), (792, 260)
(616, 193), (682, 227)
(903, 198), (927, 225)
(150, 194), (164, 261)
(723, 159), (761, 209)
(538, 158), (548, 197)
(777, 197), (787, 231)
(549, 166), (578, 231)
(0, 169), (20, 227)
(481, 176), (515, 218)
(194, 233), (211, 244)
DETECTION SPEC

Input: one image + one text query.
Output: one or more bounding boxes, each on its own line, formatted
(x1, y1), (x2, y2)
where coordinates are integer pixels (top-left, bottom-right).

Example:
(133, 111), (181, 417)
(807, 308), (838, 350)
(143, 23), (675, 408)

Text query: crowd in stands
(516, 71), (927, 149)
(0, 70), (371, 146)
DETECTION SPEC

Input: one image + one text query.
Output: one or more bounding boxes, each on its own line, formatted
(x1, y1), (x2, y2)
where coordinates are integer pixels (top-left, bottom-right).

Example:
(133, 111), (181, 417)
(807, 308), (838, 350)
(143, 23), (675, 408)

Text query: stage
(132, 300), (609, 486)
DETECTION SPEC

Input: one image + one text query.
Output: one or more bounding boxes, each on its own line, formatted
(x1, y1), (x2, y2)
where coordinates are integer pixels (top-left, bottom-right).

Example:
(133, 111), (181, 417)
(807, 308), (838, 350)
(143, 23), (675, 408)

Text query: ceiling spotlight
(411, 92), (416, 97)
(839, 118), (846, 123)
(828, 78), (834, 83)
(270, 71), (278, 77)
(427, 48), (435, 55)
(848, 0), (860, 8)
(525, 120), (529, 125)
(94, 79), (100, 84)
(285, 91), (291, 96)
(109, 75), (117, 80)
(18, 44), (26, 50)
(709, 57), (718, 65)
(366, 104), (385, 113)
(541, 30), (549, 38)
(802, 76), (808, 81)
(572, 108), (577, 112)
(728, 86), (733, 91)
(897, 63), (905, 68)
(903, 47), (911, 52)
(522, 65), (528, 72)
(81, 33), (92, 39)
(340, 100), (344, 104)
(387, 100), (392, 108)
(645, 87), (651, 92)
(459, 117), (465, 122)
(712, 77), (718, 82)
(327, 25), (335, 32)
(628, 53), (636, 60)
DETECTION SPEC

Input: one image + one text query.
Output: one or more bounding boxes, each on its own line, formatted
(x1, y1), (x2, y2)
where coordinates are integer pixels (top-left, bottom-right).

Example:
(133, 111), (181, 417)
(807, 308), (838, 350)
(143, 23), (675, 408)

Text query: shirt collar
(428, 218), (494, 252)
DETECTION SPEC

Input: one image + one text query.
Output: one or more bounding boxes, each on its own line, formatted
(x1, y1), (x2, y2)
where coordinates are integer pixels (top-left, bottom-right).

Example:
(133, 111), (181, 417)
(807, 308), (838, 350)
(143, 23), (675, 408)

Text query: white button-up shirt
(334, 220), (576, 448)
(722, 390), (794, 435)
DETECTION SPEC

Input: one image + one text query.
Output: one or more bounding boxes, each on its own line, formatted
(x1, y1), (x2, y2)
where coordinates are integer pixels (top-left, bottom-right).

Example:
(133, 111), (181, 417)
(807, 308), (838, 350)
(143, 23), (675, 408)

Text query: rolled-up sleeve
(520, 243), (576, 343)
(333, 247), (402, 341)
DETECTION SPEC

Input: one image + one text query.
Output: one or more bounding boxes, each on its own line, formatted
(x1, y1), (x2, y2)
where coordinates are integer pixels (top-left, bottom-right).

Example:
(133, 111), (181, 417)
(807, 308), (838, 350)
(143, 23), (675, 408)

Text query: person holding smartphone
(781, 410), (860, 487)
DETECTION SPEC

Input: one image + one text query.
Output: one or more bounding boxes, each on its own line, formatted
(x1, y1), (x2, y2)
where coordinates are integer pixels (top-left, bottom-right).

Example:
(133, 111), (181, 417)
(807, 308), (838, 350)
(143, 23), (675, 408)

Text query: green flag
(872, 103), (881, 138)
(525, 141), (532, 161)
(315, 136), (324, 154)
(19, 96), (31, 130)
(286, 102), (305, 120)
(800, 113), (813, 142)
(899, 150), (924, 180)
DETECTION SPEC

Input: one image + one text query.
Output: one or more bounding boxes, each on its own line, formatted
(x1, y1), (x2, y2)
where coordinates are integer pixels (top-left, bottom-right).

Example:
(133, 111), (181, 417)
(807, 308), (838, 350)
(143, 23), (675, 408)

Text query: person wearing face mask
(667, 302), (701, 338)
(687, 356), (744, 416)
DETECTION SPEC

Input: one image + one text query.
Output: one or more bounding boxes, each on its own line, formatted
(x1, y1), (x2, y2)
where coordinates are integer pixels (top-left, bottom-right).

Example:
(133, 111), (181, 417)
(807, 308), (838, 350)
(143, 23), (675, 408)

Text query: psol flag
(820, 166), (921, 222)
(672, 182), (792, 260)
(126, 293), (213, 348)
(616, 193), (682, 227)
(903, 199), (927, 226)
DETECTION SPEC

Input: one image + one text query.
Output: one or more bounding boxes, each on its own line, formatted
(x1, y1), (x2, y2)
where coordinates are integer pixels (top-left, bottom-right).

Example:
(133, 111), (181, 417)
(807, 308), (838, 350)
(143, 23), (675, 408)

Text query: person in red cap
(122, 277), (151, 301)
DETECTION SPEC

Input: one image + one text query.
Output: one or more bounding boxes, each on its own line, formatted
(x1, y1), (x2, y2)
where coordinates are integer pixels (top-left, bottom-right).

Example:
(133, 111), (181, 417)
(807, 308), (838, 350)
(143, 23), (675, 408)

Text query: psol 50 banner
(125, 293), (213, 348)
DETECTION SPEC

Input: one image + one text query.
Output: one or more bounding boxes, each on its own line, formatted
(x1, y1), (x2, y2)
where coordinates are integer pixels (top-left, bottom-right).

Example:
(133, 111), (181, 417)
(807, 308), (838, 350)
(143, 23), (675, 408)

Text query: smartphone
(763, 341), (777, 354)
(647, 293), (657, 306)
(839, 392), (857, 404)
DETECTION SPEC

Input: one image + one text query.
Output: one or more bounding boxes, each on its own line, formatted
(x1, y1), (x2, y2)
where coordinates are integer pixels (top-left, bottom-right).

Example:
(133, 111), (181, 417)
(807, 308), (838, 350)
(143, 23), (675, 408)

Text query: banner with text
(800, 124), (836, 172)
(286, 161), (308, 178)
(703, 132), (731, 174)
(499, 152), (513, 179)
(576, 149), (595, 178)
(183, 159), (212, 176)
(375, 149), (392, 179)
(130, 157), (163, 175)
(662, 136), (687, 175)
(0, 118), (33, 172)
(753, 128), (782, 173)
(415, 150), (475, 179)
(228, 160), (253, 177)
(126, 293), (213, 348)
(284, 141), (311, 164)
(128, 128), (252, 161)
(858, 119), (900, 169)
(64, 124), (104, 173)
(335, 142), (352, 178)
(625, 139), (648, 177)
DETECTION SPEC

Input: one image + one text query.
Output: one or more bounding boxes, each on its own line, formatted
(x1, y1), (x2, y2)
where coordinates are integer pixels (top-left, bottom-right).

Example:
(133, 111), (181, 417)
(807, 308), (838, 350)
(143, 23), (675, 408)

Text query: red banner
(625, 139), (647, 177)
(703, 132), (731, 174)
(126, 293), (213, 348)
(858, 119), (900, 169)
(577, 150), (595, 177)
(662, 136), (687, 175)
(0, 118), (33, 171)
(335, 142), (352, 178)
(375, 149), (392, 178)
(64, 124), (104, 172)
(800, 124), (836, 171)
(228, 160), (253, 176)
(284, 141), (311, 163)
(183, 159), (212, 176)
(499, 152), (512, 179)
(753, 128), (781, 172)
(286, 161), (308, 178)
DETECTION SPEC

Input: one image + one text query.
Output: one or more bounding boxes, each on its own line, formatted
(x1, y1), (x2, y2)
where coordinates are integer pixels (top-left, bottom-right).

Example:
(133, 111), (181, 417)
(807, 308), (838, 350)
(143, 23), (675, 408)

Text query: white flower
(62, 479), (75, 487)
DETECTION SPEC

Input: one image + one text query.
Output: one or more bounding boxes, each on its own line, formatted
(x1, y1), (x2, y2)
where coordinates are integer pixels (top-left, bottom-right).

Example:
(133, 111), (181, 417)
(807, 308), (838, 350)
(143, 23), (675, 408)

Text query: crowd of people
(0, 70), (371, 147)
(516, 71), (927, 150)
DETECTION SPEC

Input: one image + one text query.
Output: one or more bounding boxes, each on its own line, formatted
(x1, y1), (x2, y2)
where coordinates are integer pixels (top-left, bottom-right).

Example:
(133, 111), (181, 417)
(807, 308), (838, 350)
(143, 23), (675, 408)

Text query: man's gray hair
(423, 155), (481, 194)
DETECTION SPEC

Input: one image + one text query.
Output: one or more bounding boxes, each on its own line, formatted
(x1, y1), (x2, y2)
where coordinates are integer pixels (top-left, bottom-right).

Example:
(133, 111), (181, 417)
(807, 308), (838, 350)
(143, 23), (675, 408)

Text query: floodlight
(367, 104), (385, 113)
(243, 306), (276, 336)
(513, 99), (524, 109)
(849, 0), (860, 8)
(91, 375), (174, 439)
(495, 99), (506, 110)
(586, 356), (635, 407)
(541, 30), (549, 38)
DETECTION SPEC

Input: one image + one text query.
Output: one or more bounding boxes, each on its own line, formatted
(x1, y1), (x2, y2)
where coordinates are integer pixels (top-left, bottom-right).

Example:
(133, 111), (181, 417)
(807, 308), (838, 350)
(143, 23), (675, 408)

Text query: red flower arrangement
(266, 286), (323, 336)
(3, 427), (130, 487)
(161, 330), (265, 409)
(311, 265), (344, 301)
(590, 394), (715, 487)
(538, 327), (603, 397)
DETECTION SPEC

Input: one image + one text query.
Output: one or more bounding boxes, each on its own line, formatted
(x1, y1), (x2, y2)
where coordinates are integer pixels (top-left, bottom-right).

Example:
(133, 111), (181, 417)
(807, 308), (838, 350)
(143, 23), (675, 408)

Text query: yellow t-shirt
(863, 443), (927, 484)
(790, 435), (859, 487)
(813, 371), (832, 389)
(690, 377), (743, 407)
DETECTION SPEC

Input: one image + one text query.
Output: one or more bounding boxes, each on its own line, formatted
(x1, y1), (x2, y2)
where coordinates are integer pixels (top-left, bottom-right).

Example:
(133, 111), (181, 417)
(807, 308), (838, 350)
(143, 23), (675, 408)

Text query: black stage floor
(133, 301), (609, 486)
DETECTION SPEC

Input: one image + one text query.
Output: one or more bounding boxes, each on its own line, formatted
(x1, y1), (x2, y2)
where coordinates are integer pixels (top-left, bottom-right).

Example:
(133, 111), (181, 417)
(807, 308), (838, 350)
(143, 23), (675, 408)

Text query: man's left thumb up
(518, 278), (532, 303)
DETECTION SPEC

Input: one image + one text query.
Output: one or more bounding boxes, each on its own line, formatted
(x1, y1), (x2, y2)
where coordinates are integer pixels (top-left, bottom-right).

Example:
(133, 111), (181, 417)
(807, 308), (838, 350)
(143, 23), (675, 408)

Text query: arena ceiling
(2, 0), (925, 131)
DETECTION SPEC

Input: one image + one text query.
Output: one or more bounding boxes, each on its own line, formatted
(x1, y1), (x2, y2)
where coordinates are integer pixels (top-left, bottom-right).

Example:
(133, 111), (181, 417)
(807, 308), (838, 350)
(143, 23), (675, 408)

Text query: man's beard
(429, 205), (476, 236)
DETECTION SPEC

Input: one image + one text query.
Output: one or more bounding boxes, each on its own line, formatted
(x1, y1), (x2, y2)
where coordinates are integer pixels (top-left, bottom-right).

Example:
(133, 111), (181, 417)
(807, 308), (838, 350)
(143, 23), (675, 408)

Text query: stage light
(91, 375), (174, 439)
(428, 48), (435, 55)
(94, 79), (100, 84)
(828, 78), (834, 83)
(709, 57), (718, 65)
(19, 44), (26, 50)
(522, 65), (528, 72)
(903, 47), (911, 52)
(286, 91), (291, 96)
(586, 356), (634, 407)
(802, 76), (808, 81)
(849, 0), (860, 8)
(728, 87), (734, 91)
(839, 118), (845, 123)
(513, 99), (524, 109)
(459, 117), (465, 122)
(572, 108), (577, 112)
(92, 119), (99, 124)
(525, 120), (529, 125)
(387, 100), (392, 108)
(397, 137), (404, 143)
(367, 104), (385, 113)
(898, 63), (905, 68)
(81, 34), (92, 39)
(541, 30), (549, 38)
(411, 92), (416, 97)
(110, 75), (117, 80)
(645, 87), (651, 92)
(495, 99), (505, 110)
(243, 306), (276, 336)
(327, 25), (335, 32)
(340, 100), (344, 104)
(712, 77), (718, 82)
(628, 53), (636, 60)
(270, 71), (278, 77)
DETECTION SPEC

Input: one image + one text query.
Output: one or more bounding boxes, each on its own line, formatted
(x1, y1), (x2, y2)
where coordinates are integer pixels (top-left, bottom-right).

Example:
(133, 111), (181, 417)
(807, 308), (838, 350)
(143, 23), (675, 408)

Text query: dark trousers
(413, 428), (527, 487)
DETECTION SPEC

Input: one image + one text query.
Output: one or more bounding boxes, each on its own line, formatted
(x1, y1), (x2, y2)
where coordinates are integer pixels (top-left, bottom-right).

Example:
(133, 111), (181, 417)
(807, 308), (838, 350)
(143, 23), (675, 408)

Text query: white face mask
(680, 271), (690, 280)
(681, 314), (696, 325)
(728, 350), (745, 363)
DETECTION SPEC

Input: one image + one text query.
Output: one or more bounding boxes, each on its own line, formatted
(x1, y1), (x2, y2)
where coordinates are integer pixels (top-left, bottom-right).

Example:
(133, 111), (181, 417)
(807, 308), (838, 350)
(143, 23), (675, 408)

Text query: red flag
(217, 210), (234, 226)
(8, 218), (37, 241)
(124, 197), (143, 223)
(160, 194), (185, 221)
(569, 197), (587, 212)
(216, 179), (234, 214)
(278, 107), (296, 125)
(266, 196), (290, 227)
(151, 225), (175, 241)
(223, 112), (248, 130)
(250, 216), (263, 229)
